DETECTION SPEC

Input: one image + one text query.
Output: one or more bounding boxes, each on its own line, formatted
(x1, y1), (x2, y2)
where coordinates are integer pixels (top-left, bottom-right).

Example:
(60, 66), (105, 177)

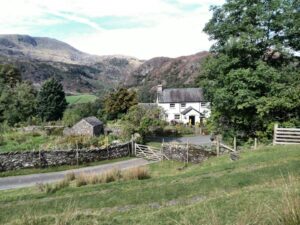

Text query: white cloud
(0, 0), (225, 58)
(65, 8), (213, 59)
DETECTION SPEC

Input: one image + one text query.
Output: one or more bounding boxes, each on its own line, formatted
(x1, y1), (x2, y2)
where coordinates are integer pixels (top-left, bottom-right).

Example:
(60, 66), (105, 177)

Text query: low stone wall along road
(0, 158), (149, 191)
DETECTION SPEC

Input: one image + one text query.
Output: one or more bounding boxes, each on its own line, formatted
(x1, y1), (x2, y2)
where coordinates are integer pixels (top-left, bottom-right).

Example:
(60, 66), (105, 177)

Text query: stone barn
(64, 116), (104, 137)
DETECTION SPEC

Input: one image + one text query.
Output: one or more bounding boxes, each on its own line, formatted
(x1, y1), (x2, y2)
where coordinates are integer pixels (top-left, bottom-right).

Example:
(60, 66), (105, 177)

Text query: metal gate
(134, 143), (169, 162)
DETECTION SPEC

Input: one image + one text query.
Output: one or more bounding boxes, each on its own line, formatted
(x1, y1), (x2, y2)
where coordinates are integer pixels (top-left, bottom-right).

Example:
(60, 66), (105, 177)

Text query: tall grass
(74, 167), (150, 187)
(123, 167), (151, 180)
(36, 178), (70, 193)
(274, 175), (300, 225)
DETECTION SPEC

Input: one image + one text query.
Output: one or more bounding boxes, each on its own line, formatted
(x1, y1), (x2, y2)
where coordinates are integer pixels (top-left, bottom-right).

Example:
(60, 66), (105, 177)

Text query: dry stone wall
(0, 142), (131, 172)
(162, 143), (215, 163)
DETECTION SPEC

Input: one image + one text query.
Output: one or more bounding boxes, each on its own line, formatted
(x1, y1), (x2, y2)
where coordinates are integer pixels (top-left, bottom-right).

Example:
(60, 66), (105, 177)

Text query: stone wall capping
(0, 142), (132, 172)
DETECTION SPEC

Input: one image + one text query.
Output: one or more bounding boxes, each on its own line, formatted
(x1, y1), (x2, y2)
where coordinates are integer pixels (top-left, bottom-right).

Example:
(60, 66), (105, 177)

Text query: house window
(170, 103), (175, 108)
(201, 102), (206, 107)
(181, 103), (186, 108)
(175, 114), (180, 120)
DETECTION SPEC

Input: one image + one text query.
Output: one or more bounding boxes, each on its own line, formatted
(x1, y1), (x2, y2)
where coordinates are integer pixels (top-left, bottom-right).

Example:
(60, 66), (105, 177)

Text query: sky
(0, 0), (225, 59)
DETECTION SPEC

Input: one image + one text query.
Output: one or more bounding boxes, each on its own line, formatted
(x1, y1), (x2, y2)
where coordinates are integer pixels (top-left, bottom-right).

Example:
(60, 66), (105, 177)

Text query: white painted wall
(157, 102), (211, 123)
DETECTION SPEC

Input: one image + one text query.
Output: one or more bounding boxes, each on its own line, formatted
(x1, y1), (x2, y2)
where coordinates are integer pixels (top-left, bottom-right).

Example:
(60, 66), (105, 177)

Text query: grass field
(66, 94), (98, 105)
(0, 131), (55, 153)
(0, 145), (299, 225)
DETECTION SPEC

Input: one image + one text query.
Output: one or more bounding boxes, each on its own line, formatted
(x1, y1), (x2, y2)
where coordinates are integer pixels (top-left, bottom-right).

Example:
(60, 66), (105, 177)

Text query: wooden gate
(134, 143), (169, 162)
(273, 124), (300, 145)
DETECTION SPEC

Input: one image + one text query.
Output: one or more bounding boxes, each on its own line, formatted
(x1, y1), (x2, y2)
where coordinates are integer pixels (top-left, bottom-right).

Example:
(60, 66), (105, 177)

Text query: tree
(103, 88), (137, 120)
(0, 64), (22, 88)
(123, 104), (166, 142)
(0, 65), (37, 125)
(4, 82), (37, 125)
(63, 98), (103, 127)
(37, 78), (68, 121)
(199, 0), (300, 139)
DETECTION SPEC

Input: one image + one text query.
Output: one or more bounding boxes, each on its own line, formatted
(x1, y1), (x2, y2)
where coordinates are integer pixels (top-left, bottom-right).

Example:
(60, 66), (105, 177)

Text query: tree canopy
(103, 88), (138, 120)
(37, 78), (68, 122)
(0, 65), (37, 125)
(199, 0), (300, 140)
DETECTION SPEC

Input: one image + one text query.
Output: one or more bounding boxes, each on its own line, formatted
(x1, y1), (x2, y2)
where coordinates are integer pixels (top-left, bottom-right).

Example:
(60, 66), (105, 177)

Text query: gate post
(131, 135), (136, 156)
(273, 124), (278, 145)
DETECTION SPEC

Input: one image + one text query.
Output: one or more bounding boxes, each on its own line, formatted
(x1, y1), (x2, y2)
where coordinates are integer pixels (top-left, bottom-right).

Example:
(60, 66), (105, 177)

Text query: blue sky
(0, 0), (225, 59)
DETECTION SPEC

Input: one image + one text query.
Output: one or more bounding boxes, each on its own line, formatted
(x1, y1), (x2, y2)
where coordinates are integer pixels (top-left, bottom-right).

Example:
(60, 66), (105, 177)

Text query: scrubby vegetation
(0, 145), (299, 224)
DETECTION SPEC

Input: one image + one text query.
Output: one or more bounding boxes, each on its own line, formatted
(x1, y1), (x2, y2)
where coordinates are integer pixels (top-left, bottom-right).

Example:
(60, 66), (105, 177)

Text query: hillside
(0, 34), (142, 93)
(0, 35), (208, 95)
(0, 145), (299, 224)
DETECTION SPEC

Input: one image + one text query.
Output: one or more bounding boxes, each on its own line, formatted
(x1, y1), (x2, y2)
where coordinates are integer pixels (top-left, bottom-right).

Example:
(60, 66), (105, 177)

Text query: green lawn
(66, 94), (98, 105)
(0, 145), (299, 225)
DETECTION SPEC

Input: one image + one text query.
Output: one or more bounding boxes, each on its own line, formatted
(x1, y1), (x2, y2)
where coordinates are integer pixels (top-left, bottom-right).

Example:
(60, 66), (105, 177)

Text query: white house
(156, 85), (211, 125)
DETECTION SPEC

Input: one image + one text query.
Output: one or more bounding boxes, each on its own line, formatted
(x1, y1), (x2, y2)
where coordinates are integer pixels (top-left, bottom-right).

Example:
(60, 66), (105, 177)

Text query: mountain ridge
(0, 34), (209, 98)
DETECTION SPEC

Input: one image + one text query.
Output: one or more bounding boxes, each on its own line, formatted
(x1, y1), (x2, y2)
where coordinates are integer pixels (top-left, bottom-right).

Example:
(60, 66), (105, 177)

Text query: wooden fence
(273, 124), (300, 145)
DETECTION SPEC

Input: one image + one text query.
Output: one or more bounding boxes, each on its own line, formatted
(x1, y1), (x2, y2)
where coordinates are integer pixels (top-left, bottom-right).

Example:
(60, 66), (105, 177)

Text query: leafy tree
(63, 99), (104, 127)
(0, 65), (37, 125)
(199, 0), (300, 139)
(123, 104), (166, 142)
(0, 64), (22, 88)
(103, 88), (137, 120)
(4, 82), (37, 125)
(37, 78), (68, 122)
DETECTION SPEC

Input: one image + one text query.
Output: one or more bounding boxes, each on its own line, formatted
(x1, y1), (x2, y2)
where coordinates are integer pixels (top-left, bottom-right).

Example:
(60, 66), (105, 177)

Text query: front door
(189, 116), (195, 125)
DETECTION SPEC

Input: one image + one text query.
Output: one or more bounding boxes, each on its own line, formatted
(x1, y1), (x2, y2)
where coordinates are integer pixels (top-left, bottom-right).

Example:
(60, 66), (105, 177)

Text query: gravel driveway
(0, 158), (149, 191)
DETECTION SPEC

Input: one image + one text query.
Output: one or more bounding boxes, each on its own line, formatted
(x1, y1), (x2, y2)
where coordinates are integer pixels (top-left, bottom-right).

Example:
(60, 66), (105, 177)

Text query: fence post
(131, 135), (135, 156)
(76, 141), (79, 166)
(161, 138), (164, 161)
(186, 139), (189, 165)
(273, 124), (278, 145)
(233, 136), (237, 151)
(216, 135), (220, 156)
(254, 138), (257, 150)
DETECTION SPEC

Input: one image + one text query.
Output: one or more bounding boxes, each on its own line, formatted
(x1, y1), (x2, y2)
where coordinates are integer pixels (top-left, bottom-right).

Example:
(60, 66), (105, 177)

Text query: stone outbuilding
(63, 116), (104, 137)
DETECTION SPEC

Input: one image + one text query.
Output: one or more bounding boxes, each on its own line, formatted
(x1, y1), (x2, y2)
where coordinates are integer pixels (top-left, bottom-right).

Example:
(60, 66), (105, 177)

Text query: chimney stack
(157, 84), (163, 94)
(156, 84), (163, 103)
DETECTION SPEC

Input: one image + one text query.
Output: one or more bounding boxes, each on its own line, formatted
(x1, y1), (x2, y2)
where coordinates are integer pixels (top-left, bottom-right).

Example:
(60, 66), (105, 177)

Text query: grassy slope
(66, 94), (98, 105)
(0, 145), (299, 225)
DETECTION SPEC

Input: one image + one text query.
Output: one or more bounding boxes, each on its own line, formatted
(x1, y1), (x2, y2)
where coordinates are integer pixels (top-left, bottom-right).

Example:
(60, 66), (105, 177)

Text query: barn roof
(158, 88), (205, 103)
(82, 116), (103, 127)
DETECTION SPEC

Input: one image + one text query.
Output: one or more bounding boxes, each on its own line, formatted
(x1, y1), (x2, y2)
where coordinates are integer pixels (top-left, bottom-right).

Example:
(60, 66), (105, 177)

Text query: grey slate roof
(158, 88), (205, 103)
(82, 116), (103, 127)
(181, 106), (204, 117)
(181, 106), (199, 115)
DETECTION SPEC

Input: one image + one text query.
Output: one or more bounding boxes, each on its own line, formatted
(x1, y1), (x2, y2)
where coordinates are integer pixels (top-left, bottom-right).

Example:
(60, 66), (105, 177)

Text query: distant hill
(0, 34), (209, 96)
